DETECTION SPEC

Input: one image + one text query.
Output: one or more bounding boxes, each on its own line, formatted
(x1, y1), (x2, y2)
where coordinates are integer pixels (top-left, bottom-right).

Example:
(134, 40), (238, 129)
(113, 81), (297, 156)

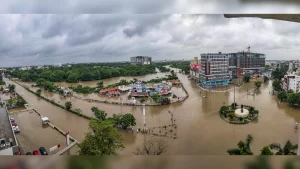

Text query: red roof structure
(99, 87), (119, 93)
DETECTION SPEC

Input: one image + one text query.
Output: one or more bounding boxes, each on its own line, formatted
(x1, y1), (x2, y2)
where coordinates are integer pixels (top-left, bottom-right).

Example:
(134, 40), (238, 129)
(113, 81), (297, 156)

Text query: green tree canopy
(227, 134), (253, 155)
(67, 73), (80, 83)
(92, 107), (107, 121)
(78, 120), (124, 155)
(119, 114), (136, 129)
(65, 101), (72, 110)
(272, 79), (282, 91)
(243, 75), (250, 83)
(277, 91), (287, 101)
(254, 80), (262, 89)
(260, 146), (273, 155)
(269, 140), (298, 155)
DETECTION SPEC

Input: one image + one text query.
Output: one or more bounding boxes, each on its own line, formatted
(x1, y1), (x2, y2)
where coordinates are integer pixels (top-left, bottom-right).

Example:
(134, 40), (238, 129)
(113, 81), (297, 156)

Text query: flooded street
(5, 72), (300, 155)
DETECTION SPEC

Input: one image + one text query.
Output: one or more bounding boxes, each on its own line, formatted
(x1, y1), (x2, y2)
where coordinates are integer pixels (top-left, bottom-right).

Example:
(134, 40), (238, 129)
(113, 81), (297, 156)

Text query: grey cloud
(0, 14), (300, 67)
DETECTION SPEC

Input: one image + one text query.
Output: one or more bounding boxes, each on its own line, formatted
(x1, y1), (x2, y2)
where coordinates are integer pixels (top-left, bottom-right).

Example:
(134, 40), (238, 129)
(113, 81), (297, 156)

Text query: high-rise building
(130, 56), (152, 65)
(200, 52), (230, 88)
(228, 51), (265, 72)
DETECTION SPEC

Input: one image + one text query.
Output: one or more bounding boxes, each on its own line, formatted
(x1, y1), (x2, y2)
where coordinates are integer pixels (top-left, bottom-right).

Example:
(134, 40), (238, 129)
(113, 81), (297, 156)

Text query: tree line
(7, 63), (158, 83)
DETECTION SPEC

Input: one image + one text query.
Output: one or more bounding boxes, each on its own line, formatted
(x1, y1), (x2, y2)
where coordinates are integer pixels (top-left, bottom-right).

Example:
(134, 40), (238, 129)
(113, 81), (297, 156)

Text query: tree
(119, 114), (136, 129)
(140, 98), (146, 103)
(151, 93), (160, 102)
(134, 138), (168, 155)
(58, 89), (64, 96)
(36, 89), (41, 96)
(0, 86), (4, 92)
(97, 80), (104, 89)
(227, 134), (253, 155)
(219, 106), (229, 114)
(92, 107), (107, 121)
(158, 97), (170, 105)
(263, 76), (269, 83)
(65, 101), (72, 110)
(260, 146), (273, 155)
(67, 73), (80, 83)
(78, 120), (124, 155)
(36, 78), (46, 86)
(272, 79), (282, 91)
(243, 75), (250, 83)
(8, 84), (15, 92)
(269, 140), (298, 155)
(254, 80), (262, 89)
(287, 93), (300, 106)
(277, 91), (287, 101)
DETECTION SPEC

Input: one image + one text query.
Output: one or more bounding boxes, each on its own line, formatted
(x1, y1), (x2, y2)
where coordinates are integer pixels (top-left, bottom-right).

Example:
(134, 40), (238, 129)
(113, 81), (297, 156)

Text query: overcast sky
(0, 14), (300, 67)
(1, 0), (300, 13)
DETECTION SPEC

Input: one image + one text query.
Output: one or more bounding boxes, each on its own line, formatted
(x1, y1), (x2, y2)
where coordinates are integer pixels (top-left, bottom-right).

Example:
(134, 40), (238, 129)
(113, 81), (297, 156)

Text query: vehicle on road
(32, 150), (39, 155)
(12, 126), (20, 133)
(41, 117), (49, 125)
(11, 122), (18, 126)
(39, 147), (48, 155)
(0, 138), (6, 149)
(10, 117), (15, 122)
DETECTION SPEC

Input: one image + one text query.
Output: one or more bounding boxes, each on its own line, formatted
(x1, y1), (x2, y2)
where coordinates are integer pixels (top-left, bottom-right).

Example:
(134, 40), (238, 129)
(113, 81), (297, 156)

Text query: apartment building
(200, 52), (230, 88)
(282, 74), (300, 92)
(130, 56), (152, 65)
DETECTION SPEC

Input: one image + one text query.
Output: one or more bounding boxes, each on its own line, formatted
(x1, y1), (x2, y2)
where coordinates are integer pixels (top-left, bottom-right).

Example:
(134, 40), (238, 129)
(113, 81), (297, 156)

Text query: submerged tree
(227, 134), (253, 155)
(134, 138), (168, 155)
(254, 80), (262, 89)
(92, 107), (107, 121)
(243, 75), (250, 83)
(260, 146), (273, 155)
(269, 140), (298, 155)
(65, 101), (72, 110)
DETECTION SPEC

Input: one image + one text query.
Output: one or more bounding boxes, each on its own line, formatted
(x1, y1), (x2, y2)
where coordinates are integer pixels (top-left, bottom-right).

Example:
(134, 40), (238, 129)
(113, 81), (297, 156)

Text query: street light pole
(234, 79), (236, 108)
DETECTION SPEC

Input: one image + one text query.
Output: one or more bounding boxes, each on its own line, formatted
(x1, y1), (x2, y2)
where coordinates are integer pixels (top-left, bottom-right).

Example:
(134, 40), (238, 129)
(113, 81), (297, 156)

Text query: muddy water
(6, 72), (300, 155)
(11, 110), (67, 154)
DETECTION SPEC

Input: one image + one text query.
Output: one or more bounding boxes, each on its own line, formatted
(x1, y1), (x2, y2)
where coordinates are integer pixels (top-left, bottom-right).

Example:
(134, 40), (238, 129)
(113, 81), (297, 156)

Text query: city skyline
(0, 14), (300, 67)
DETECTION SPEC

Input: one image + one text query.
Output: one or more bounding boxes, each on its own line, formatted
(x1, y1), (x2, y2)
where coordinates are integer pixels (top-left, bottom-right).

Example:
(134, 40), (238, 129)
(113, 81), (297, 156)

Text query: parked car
(39, 147), (48, 155)
(26, 152), (32, 155)
(10, 117), (15, 122)
(11, 122), (18, 126)
(12, 126), (20, 133)
(0, 138), (6, 149)
(32, 150), (39, 155)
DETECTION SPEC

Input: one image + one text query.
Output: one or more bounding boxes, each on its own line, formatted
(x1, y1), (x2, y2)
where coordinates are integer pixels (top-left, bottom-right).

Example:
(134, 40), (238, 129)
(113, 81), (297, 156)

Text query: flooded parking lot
(4, 72), (300, 155)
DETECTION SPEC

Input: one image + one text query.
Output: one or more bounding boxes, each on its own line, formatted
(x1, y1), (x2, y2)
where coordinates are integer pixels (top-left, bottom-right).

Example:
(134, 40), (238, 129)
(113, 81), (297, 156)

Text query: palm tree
(269, 140), (298, 155)
(227, 134), (253, 155)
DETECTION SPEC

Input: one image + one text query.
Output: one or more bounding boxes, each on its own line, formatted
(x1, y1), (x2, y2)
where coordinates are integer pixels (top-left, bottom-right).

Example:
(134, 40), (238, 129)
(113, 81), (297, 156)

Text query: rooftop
(0, 105), (18, 155)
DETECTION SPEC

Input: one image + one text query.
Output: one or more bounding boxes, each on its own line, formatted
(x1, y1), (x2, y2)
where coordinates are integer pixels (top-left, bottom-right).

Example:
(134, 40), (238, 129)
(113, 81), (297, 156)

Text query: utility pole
(234, 78), (236, 108)
(142, 104), (146, 133)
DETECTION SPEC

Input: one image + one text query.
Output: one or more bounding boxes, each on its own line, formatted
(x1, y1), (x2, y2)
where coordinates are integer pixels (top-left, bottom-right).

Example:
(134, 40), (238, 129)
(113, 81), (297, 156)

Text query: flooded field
(4, 72), (300, 155)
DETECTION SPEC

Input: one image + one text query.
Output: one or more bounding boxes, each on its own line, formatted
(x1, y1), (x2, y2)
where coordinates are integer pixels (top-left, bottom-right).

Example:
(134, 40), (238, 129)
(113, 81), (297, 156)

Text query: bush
(219, 106), (229, 114)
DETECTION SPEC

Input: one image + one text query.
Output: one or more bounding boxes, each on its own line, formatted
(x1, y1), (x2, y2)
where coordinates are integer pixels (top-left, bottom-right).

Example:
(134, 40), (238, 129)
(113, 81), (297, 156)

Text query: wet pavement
(4, 71), (300, 155)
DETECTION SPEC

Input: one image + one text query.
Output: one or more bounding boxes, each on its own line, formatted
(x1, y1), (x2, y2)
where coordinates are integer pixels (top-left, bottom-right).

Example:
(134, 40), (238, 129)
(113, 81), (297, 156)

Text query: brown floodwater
(5, 71), (300, 155)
